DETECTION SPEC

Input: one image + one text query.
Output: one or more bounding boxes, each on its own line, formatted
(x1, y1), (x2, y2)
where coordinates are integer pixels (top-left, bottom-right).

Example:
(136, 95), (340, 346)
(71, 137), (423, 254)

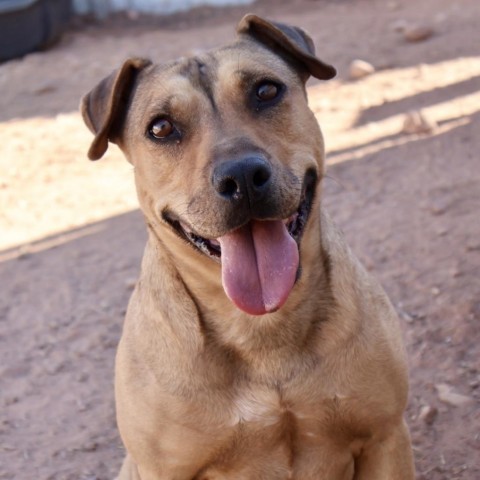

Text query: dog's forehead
(213, 40), (299, 80)
(127, 39), (304, 126)
(145, 39), (298, 92)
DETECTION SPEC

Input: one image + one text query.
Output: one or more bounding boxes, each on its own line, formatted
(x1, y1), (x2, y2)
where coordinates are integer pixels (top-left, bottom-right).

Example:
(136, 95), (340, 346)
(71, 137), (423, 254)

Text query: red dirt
(0, 1), (479, 479)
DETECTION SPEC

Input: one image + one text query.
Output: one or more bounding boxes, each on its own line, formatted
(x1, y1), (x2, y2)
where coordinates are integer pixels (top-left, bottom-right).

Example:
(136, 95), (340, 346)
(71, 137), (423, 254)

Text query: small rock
(387, 1), (399, 10)
(101, 336), (118, 349)
(76, 372), (89, 383)
(48, 320), (59, 331)
(31, 82), (57, 95)
(17, 251), (32, 261)
(399, 309), (414, 323)
(466, 243), (480, 252)
(349, 59), (375, 80)
(419, 404), (438, 425)
(402, 110), (437, 134)
(429, 200), (449, 215)
(404, 25), (434, 42)
(452, 465), (469, 475)
(76, 399), (89, 412)
(0, 470), (15, 480)
(450, 268), (462, 278)
(2, 395), (19, 407)
(436, 383), (474, 407)
(430, 286), (440, 296)
(100, 300), (110, 310)
(392, 19), (408, 33)
(45, 360), (65, 375)
(81, 441), (98, 452)
(469, 378), (480, 390)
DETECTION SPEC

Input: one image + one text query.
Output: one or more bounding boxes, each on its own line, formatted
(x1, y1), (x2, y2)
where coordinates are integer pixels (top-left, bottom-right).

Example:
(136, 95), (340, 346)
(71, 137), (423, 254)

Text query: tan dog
(81, 15), (415, 480)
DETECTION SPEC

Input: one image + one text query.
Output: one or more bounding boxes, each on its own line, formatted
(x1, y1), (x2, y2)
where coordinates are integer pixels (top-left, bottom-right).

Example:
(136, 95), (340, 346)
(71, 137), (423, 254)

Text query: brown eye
(256, 82), (279, 102)
(149, 118), (174, 139)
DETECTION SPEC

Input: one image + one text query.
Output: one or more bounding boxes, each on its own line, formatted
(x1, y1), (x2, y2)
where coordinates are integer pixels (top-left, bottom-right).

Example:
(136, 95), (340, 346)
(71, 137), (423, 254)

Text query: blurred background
(0, 0), (479, 479)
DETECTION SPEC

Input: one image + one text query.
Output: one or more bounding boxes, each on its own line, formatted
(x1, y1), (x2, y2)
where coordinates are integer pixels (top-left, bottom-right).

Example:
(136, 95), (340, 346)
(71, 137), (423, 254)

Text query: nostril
(252, 167), (271, 189)
(213, 156), (271, 201)
(218, 177), (238, 197)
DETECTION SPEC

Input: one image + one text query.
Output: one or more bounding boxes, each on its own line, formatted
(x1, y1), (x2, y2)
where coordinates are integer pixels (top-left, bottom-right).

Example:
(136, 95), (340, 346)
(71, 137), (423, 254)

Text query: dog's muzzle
(164, 164), (317, 316)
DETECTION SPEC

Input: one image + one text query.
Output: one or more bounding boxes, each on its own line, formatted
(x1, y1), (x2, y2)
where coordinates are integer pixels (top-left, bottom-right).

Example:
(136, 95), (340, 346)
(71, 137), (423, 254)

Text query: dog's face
(82, 15), (335, 316)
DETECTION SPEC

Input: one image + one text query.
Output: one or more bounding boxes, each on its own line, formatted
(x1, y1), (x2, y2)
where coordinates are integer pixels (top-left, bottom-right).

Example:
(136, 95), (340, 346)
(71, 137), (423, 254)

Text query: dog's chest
(193, 383), (357, 480)
(228, 381), (350, 438)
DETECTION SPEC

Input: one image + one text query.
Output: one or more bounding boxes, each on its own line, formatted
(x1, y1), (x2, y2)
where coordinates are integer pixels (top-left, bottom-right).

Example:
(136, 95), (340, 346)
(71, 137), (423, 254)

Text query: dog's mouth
(164, 171), (317, 315)
(167, 173), (316, 260)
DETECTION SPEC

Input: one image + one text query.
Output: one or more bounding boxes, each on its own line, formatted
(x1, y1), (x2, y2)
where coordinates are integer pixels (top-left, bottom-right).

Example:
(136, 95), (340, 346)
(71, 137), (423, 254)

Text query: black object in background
(0, 0), (72, 62)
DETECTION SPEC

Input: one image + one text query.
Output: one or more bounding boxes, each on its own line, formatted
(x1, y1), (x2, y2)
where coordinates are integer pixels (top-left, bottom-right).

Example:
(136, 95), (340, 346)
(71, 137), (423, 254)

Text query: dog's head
(81, 15), (335, 316)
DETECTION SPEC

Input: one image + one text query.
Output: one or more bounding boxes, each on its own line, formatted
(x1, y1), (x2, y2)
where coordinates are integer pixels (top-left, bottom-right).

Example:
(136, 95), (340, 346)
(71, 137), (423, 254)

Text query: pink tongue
(218, 220), (299, 315)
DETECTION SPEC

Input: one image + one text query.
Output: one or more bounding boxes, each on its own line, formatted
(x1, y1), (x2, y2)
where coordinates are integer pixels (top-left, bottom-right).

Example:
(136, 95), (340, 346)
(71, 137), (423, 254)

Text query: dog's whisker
(324, 173), (346, 190)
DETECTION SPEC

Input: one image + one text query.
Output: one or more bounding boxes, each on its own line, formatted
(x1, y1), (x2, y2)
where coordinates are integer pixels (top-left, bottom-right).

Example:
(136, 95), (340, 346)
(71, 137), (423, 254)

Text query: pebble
(450, 268), (462, 278)
(430, 286), (440, 296)
(435, 383), (474, 407)
(402, 110), (437, 134)
(2, 395), (19, 407)
(399, 309), (414, 323)
(419, 404), (438, 425)
(76, 399), (89, 412)
(125, 277), (137, 290)
(100, 300), (111, 310)
(387, 1), (400, 10)
(45, 360), (65, 375)
(76, 372), (89, 383)
(392, 19), (408, 33)
(80, 441), (98, 452)
(429, 200), (449, 216)
(469, 378), (480, 390)
(31, 83), (57, 95)
(349, 59), (375, 80)
(404, 25), (434, 42)
(466, 243), (480, 252)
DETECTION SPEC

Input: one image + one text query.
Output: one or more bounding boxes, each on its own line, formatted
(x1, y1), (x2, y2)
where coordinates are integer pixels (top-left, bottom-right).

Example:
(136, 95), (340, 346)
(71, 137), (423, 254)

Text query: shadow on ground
(0, 211), (146, 480)
(354, 74), (480, 127)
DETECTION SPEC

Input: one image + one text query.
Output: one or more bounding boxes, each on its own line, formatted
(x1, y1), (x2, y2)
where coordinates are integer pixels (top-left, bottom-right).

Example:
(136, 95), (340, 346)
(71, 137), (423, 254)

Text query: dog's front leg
(116, 454), (142, 480)
(354, 420), (415, 480)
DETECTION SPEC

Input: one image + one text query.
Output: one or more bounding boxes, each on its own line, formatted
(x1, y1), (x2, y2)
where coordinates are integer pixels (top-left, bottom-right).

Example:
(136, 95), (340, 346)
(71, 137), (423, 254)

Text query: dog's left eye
(256, 82), (279, 101)
(253, 81), (284, 110)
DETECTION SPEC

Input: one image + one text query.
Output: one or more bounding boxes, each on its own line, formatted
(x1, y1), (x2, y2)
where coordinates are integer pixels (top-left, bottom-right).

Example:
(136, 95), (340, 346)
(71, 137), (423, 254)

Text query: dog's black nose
(212, 157), (272, 204)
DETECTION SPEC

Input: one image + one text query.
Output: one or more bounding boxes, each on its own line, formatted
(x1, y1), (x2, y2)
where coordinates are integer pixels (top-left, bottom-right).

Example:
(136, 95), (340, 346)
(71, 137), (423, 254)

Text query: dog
(81, 14), (415, 480)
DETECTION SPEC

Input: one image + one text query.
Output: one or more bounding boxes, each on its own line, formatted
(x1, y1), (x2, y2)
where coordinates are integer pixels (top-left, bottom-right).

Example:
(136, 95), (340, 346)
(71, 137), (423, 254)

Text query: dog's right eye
(148, 118), (175, 140)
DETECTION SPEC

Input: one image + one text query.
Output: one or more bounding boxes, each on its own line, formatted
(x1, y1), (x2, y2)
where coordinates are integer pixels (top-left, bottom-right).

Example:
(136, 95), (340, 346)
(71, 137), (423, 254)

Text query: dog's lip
(163, 171), (316, 261)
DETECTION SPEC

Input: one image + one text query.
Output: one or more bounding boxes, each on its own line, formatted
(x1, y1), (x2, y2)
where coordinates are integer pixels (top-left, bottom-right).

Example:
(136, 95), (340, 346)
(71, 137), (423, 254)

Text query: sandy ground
(0, 0), (479, 478)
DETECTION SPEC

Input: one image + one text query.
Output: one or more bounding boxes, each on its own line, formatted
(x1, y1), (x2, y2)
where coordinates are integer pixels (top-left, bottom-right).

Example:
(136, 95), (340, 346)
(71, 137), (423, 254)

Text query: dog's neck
(140, 202), (334, 377)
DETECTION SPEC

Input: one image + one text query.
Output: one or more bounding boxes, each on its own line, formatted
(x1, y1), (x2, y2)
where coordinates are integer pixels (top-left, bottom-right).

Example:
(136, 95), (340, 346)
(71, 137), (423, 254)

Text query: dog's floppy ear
(81, 57), (152, 160)
(237, 14), (336, 81)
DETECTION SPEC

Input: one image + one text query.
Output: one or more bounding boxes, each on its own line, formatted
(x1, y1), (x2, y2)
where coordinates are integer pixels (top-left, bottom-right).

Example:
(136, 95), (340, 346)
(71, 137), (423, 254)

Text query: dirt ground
(0, 0), (479, 478)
